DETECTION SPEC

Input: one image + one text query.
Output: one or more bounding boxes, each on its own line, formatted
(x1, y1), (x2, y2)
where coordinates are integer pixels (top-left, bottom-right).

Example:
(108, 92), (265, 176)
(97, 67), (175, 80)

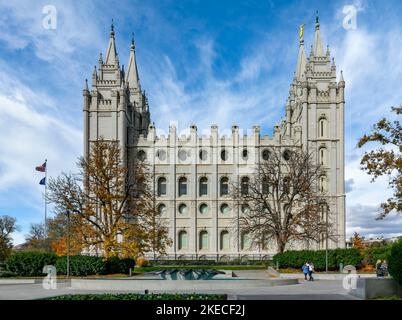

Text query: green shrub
(55, 255), (106, 276)
(364, 244), (393, 266)
(5, 251), (57, 276)
(105, 256), (135, 274)
(388, 239), (402, 284)
(272, 248), (363, 271)
(44, 293), (227, 300)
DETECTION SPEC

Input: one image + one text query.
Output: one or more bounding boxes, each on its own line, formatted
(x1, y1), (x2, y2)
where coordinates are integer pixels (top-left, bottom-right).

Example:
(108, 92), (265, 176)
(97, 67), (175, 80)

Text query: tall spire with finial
(105, 19), (118, 65)
(295, 23), (307, 81)
(126, 32), (141, 91)
(312, 11), (324, 57)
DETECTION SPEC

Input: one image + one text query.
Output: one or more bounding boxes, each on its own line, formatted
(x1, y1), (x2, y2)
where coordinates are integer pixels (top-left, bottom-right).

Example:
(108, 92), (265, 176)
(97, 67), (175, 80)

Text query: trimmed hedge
(4, 252), (136, 277)
(364, 244), (393, 266)
(44, 293), (227, 300)
(388, 239), (402, 284)
(105, 256), (135, 274)
(56, 255), (106, 276)
(5, 251), (57, 276)
(272, 248), (363, 271)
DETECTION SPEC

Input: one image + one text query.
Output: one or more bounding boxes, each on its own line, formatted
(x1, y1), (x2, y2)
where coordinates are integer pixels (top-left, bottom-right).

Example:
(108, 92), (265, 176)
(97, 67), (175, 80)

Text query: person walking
(308, 262), (315, 281)
(302, 262), (310, 280)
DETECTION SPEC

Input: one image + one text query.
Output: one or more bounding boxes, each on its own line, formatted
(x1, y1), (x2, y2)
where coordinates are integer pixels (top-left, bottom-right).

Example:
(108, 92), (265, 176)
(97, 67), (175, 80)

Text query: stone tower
(284, 16), (346, 248)
(83, 23), (149, 165)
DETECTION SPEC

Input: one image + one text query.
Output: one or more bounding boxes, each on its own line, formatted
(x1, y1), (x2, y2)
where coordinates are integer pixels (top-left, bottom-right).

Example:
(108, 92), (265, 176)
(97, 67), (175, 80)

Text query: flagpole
(44, 159), (47, 239)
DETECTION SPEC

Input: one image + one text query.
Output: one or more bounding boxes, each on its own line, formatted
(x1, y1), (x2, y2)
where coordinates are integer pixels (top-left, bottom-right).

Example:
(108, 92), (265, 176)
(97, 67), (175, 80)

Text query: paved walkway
(0, 280), (358, 300)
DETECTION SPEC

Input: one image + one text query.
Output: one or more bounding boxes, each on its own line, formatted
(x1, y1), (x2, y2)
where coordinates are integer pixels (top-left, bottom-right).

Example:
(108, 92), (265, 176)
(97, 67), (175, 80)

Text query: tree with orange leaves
(47, 139), (171, 259)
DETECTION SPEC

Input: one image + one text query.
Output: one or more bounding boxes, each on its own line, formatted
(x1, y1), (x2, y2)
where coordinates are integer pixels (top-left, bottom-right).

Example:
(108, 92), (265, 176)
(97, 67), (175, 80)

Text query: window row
(157, 176), (231, 197)
(138, 148), (293, 162)
(177, 230), (252, 251)
(157, 202), (244, 216)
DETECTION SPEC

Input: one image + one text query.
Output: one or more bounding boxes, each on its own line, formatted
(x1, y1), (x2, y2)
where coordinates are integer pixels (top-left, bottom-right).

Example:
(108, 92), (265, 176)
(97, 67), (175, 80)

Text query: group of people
(302, 261), (315, 281)
(375, 259), (388, 277)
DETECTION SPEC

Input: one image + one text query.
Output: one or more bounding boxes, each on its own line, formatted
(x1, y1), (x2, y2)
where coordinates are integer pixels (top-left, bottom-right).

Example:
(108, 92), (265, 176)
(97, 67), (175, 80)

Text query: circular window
(199, 203), (209, 215)
(221, 149), (228, 161)
(178, 149), (187, 161)
(262, 149), (270, 161)
(157, 149), (166, 161)
(242, 149), (248, 160)
(158, 203), (167, 215)
(220, 203), (230, 214)
(241, 204), (250, 214)
(178, 203), (188, 215)
(137, 150), (146, 161)
(199, 149), (208, 161)
(283, 149), (291, 161)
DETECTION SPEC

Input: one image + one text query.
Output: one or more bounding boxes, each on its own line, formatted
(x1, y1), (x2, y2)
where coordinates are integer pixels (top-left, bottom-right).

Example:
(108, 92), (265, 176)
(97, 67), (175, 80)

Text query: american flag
(35, 161), (46, 172)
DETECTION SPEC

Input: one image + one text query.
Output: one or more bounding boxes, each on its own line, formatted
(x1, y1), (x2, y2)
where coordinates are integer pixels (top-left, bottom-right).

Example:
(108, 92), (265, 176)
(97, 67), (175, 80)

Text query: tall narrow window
(319, 147), (327, 166)
(199, 231), (209, 250)
(220, 231), (230, 250)
(220, 177), (229, 196)
(178, 231), (188, 250)
(241, 177), (249, 195)
(319, 118), (327, 138)
(179, 177), (188, 196)
(199, 177), (208, 196)
(320, 175), (327, 193)
(157, 177), (167, 196)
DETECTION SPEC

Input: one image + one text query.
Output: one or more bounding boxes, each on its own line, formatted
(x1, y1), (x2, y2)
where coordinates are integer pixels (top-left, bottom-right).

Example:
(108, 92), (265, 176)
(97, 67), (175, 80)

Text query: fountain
(152, 269), (226, 280)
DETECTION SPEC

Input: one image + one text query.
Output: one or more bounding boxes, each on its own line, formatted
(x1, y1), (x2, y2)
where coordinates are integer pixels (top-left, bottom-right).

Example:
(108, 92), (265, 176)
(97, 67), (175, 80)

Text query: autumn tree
(24, 223), (48, 251)
(47, 213), (82, 256)
(351, 232), (365, 251)
(0, 215), (18, 262)
(47, 139), (171, 259)
(358, 106), (401, 219)
(232, 147), (336, 254)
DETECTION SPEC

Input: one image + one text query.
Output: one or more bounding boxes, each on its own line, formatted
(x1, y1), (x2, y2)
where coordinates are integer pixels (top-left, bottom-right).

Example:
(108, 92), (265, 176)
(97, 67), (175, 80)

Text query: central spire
(126, 32), (141, 90)
(105, 19), (118, 65)
(312, 12), (325, 57)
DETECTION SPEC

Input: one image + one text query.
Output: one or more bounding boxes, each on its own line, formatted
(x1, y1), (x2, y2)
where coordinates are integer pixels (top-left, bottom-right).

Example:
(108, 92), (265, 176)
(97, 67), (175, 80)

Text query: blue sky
(0, 0), (401, 244)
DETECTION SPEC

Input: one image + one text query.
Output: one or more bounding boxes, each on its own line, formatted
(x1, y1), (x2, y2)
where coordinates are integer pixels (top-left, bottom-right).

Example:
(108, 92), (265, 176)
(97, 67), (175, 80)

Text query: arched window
(178, 177), (187, 196)
(320, 175), (328, 193)
(221, 149), (228, 161)
(220, 203), (230, 215)
(220, 177), (229, 196)
(137, 150), (146, 161)
(241, 177), (249, 195)
(199, 203), (209, 215)
(319, 147), (327, 166)
(319, 117), (328, 138)
(241, 232), (251, 250)
(178, 203), (188, 215)
(157, 203), (167, 215)
(199, 149), (208, 161)
(262, 149), (270, 161)
(157, 177), (167, 196)
(178, 231), (188, 250)
(199, 231), (209, 250)
(242, 149), (248, 160)
(220, 230), (230, 251)
(199, 177), (208, 196)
